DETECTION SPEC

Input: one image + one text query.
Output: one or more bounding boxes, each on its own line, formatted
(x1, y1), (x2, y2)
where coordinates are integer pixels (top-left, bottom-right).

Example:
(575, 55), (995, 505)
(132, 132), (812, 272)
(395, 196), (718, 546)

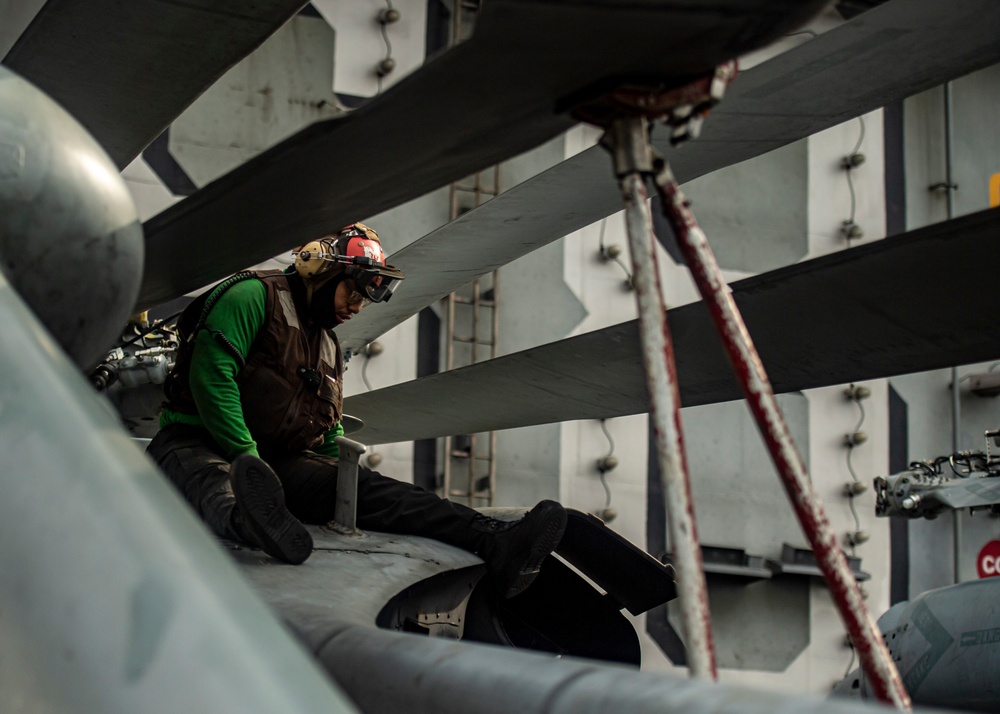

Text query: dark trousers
(147, 424), (482, 551)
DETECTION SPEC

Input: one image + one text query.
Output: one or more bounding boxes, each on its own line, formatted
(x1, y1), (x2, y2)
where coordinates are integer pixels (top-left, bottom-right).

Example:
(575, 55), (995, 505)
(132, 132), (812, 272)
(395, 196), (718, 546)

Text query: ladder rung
(447, 490), (493, 499)
(452, 183), (499, 196)
(451, 335), (496, 346)
(447, 455), (494, 464)
(452, 296), (496, 307)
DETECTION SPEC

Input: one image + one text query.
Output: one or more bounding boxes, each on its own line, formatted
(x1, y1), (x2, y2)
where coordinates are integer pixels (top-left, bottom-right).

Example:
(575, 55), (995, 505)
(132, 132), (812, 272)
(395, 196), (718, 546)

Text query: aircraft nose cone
(0, 66), (142, 370)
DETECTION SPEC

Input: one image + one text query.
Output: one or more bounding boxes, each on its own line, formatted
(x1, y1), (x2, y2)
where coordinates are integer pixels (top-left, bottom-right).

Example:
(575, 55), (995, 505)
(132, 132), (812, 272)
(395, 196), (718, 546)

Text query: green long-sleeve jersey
(159, 278), (344, 460)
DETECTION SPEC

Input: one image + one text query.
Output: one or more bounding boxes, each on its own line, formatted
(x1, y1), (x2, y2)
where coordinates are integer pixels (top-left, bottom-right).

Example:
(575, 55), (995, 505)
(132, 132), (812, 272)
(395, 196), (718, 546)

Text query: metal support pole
(333, 435), (368, 534)
(605, 116), (717, 680)
(468, 278), (481, 500)
(944, 80), (962, 585)
(442, 294), (457, 499)
(651, 158), (910, 710)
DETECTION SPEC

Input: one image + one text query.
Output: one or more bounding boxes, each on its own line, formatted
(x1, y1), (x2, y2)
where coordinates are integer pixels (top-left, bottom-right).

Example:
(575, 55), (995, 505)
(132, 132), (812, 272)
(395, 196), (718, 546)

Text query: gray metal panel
(683, 394), (809, 557)
(686, 578), (811, 672)
(135, 0), (827, 310)
(681, 140), (808, 273)
(167, 14), (343, 188)
(232, 527), (483, 640)
(0, 0), (45, 58)
(0, 272), (355, 713)
(2, 0), (307, 168)
(836, 578), (1000, 709)
(345, 207), (1000, 444)
(334, 0), (1000, 354)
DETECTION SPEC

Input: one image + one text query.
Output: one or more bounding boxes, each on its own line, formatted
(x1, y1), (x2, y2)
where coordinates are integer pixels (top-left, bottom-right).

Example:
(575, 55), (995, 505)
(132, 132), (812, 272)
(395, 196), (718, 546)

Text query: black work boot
(472, 501), (567, 598)
(230, 454), (313, 565)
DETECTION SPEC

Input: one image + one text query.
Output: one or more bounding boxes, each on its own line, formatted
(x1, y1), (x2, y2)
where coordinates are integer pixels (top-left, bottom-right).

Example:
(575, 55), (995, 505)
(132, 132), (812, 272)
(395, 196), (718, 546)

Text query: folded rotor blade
(335, 0), (1000, 354)
(135, 0), (827, 310)
(3, 0), (307, 168)
(345, 207), (1000, 444)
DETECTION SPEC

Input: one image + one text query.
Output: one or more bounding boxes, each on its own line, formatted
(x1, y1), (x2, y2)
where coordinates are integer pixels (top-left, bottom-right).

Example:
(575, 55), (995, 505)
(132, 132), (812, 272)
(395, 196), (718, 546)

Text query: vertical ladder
(439, 0), (500, 507)
(441, 166), (501, 507)
(451, 0), (479, 43)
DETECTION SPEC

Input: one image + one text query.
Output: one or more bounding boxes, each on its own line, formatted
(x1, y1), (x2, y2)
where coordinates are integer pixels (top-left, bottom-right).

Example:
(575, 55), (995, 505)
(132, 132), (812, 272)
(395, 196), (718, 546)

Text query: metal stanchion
(333, 435), (368, 534)
(604, 116), (717, 680)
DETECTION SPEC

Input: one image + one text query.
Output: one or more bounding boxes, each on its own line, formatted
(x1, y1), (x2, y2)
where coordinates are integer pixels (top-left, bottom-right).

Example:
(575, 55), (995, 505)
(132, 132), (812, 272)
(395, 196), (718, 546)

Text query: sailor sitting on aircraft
(147, 222), (565, 598)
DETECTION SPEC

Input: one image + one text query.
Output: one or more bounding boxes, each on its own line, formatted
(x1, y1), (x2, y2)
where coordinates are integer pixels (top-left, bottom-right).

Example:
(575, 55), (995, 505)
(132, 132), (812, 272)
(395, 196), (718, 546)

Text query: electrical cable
(597, 218), (633, 287)
(846, 448), (863, 545)
(843, 117), (866, 248)
(599, 417), (615, 457)
(845, 170), (857, 245)
(599, 471), (613, 509)
(379, 7), (394, 57)
(361, 352), (374, 391)
(844, 642), (857, 679)
(851, 115), (866, 156)
(375, 0), (395, 95)
(118, 310), (183, 348)
(598, 419), (615, 510)
(846, 439), (862, 484)
(852, 396), (866, 435)
(845, 390), (866, 556)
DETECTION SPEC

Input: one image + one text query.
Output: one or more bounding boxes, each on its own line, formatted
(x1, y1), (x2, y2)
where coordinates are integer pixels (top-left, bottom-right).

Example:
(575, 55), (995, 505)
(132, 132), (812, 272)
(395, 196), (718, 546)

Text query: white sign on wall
(977, 540), (1000, 579)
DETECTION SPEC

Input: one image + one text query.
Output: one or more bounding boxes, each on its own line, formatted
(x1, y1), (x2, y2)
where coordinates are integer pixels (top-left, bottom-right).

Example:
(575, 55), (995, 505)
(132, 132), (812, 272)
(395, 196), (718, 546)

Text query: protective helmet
(293, 222), (404, 303)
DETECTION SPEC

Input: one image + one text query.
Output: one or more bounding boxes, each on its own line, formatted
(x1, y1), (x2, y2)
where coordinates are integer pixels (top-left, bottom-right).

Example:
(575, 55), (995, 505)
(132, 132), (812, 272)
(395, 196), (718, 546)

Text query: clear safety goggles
(346, 265), (401, 304)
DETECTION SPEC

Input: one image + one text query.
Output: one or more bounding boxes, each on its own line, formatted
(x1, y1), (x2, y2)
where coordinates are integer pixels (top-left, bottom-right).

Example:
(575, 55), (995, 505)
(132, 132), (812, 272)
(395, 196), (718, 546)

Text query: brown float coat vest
(164, 270), (343, 454)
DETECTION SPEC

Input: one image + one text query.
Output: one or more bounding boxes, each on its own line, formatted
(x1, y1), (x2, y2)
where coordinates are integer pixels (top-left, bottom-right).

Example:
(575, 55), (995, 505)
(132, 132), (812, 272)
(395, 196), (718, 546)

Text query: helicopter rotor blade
(334, 0), (1000, 354)
(3, 0), (308, 169)
(134, 0), (828, 310)
(345, 207), (1000, 444)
